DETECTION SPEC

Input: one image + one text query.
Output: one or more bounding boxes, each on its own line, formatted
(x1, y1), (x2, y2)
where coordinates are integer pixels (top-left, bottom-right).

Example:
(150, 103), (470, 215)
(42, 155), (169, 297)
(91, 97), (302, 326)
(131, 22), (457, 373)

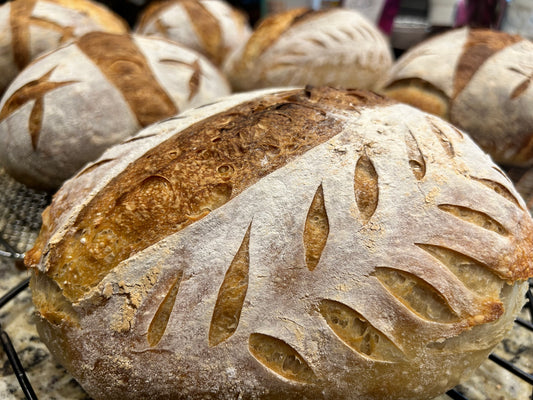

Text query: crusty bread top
(135, 0), (251, 66)
(26, 87), (533, 400)
(223, 8), (393, 91)
(6, 0), (128, 69)
(26, 87), (392, 301)
(452, 29), (522, 99)
(380, 28), (533, 166)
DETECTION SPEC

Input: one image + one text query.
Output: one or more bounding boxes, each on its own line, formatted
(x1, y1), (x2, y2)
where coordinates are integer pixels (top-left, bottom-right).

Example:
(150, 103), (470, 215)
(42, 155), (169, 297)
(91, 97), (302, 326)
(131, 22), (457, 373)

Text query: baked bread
(223, 8), (393, 92)
(135, 0), (252, 66)
(25, 87), (533, 399)
(378, 27), (533, 167)
(0, 31), (231, 191)
(0, 0), (128, 95)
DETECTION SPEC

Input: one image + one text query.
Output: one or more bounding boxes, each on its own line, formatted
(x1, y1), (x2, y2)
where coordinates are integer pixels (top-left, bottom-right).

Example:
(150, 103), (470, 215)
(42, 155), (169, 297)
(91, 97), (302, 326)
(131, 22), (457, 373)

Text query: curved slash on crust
(354, 152), (378, 224)
(415, 243), (505, 302)
(437, 204), (509, 236)
(427, 118), (455, 157)
(147, 270), (184, 347)
(405, 129), (426, 180)
(471, 177), (524, 210)
(303, 184), (329, 271)
(319, 299), (404, 362)
(372, 267), (459, 323)
(74, 159), (115, 178)
(208, 222), (251, 347)
(248, 333), (316, 383)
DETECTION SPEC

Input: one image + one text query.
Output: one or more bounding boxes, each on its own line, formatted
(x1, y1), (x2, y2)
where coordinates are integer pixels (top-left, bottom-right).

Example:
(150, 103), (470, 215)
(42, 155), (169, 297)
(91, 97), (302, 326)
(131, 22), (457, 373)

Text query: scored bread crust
(0, 0), (128, 94)
(223, 8), (393, 92)
(379, 27), (533, 167)
(26, 87), (533, 399)
(0, 31), (231, 190)
(135, 0), (252, 66)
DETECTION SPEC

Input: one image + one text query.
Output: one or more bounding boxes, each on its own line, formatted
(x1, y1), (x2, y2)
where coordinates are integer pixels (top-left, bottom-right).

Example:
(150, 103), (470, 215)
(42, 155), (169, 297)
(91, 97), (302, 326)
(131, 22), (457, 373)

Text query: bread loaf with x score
(25, 87), (533, 400)
(0, 31), (230, 191)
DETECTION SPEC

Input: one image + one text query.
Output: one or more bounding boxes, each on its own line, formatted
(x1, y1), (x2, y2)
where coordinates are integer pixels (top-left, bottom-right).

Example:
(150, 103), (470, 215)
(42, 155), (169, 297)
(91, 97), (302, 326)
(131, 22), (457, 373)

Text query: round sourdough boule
(25, 87), (533, 400)
(135, 0), (252, 66)
(0, 0), (128, 95)
(222, 8), (393, 92)
(0, 31), (231, 191)
(378, 27), (533, 167)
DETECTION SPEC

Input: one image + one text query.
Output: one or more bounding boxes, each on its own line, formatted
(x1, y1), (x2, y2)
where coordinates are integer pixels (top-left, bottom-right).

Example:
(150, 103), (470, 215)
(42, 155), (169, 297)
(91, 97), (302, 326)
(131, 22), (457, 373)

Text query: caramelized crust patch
(10, 0), (36, 69)
(453, 29), (522, 98)
(382, 78), (450, 120)
(76, 32), (178, 126)
(240, 8), (312, 65)
(135, 0), (171, 29)
(40, 88), (391, 301)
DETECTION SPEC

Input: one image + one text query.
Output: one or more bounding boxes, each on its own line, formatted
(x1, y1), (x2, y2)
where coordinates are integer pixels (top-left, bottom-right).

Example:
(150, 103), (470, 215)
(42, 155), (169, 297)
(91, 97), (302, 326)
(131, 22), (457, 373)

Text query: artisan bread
(0, 31), (230, 191)
(0, 0), (128, 94)
(135, 0), (252, 66)
(378, 27), (533, 167)
(25, 87), (533, 400)
(223, 8), (393, 92)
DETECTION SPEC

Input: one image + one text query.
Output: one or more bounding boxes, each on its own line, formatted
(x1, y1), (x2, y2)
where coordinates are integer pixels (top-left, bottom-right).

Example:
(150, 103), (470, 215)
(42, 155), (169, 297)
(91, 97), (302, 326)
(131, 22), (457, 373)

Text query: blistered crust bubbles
(33, 87), (391, 303)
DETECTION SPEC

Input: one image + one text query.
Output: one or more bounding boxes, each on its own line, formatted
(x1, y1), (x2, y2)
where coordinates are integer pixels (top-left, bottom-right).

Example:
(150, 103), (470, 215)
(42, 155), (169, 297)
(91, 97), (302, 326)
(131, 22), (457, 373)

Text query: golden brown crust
(76, 32), (178, 126)
(381, 78), (450, 120)
(8, 0), (128, 71)
(9, 0), (37, 69)
(135, 0), (173, 29)
(48, 0), (128, 33)
(25, 87), (533, 400)
(29, 87), (391, 301)
(179, 0), (223, 65)
(239, 8), (312, 67)
(453, 29), (522, 98)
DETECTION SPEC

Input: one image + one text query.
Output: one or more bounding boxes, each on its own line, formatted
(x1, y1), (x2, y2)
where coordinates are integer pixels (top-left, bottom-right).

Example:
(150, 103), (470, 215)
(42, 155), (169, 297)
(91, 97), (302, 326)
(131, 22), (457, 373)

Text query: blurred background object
(501, 0), (533, 39)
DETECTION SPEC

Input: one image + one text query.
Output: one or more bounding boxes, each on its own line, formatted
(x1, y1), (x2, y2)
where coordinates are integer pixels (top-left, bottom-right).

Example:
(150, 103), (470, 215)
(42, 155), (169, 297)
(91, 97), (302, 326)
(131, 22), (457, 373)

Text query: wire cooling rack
(0, 165), (532, 400)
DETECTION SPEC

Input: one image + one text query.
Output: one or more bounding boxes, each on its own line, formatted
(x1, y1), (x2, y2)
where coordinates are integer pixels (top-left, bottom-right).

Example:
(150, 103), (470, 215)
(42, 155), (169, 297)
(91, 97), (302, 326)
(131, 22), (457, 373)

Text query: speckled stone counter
(0, 164), (531, 400)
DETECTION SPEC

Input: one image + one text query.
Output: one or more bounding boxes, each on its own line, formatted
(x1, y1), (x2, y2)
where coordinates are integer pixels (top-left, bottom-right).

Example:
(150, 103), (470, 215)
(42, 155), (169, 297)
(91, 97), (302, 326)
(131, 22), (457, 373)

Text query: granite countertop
(0, 164), (532, 400)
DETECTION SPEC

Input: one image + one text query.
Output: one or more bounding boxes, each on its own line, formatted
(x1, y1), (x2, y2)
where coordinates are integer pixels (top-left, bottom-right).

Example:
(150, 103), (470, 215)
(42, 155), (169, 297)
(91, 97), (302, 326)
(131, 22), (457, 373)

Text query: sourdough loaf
(223, 8), (393, 92)
(0, 31), (230, 190)
(379, 27), (533, 167)
(25, 87), (533, 399)
(135, 0), (252, 66)
(0, 0), (128, 95)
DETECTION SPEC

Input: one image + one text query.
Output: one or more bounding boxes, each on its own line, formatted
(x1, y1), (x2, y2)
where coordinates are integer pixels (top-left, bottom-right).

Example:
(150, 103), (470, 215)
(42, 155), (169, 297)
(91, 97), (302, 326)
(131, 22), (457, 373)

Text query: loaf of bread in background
(25, 87), (533, 399)
(135, 0), (252, 66)
(223, 8), (393, 92)
(378, 27), (533, 167)
(0, 31), (230, 191)
(0, 0), (128, 95)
